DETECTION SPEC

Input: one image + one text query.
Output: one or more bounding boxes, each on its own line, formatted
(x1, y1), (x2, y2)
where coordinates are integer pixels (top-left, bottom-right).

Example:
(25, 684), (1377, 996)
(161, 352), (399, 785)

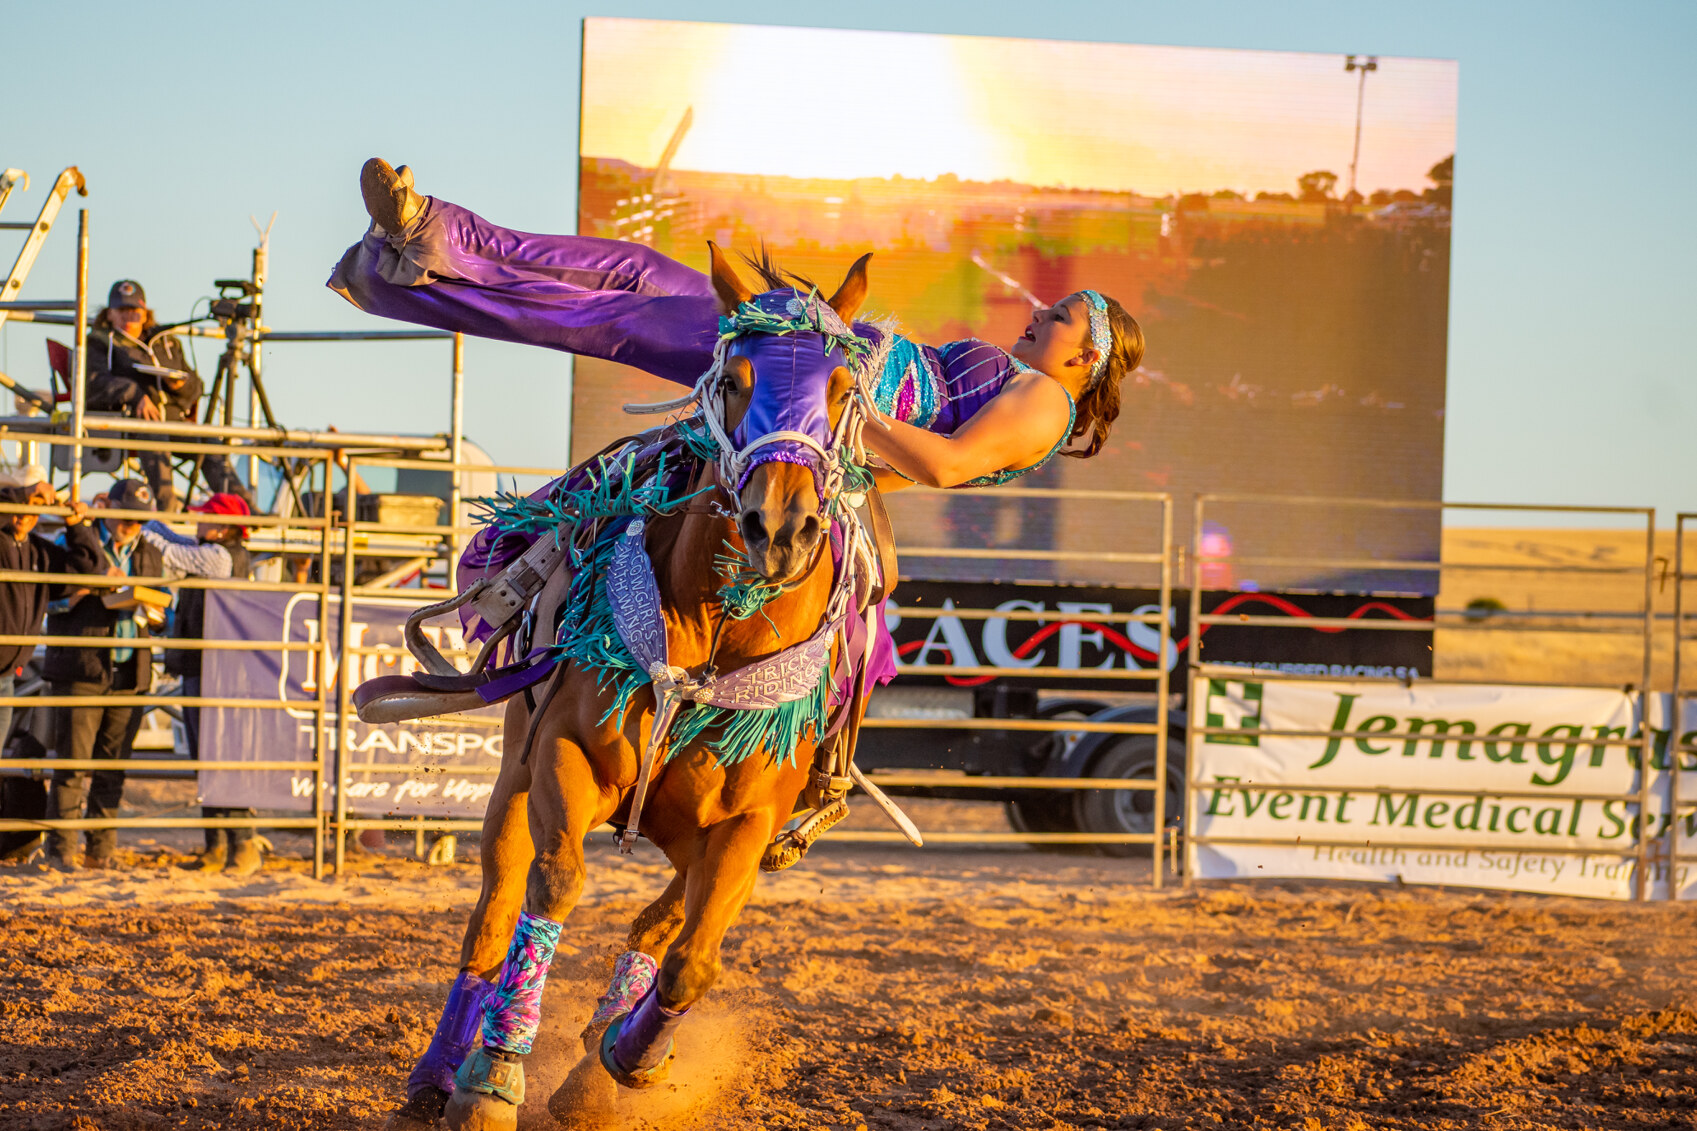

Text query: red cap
(189, 493), (251, 537)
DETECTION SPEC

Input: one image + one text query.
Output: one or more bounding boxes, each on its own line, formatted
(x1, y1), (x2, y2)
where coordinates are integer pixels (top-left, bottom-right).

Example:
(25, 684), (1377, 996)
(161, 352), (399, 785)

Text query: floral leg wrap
(479, 911), (564, 1055)
(589, 951), (659, 1028)
(408, 970), (496, 1097)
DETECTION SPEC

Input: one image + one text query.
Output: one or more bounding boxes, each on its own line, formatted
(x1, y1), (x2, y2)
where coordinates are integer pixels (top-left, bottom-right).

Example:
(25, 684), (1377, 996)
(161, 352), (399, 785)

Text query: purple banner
(198, 589), (504, 818)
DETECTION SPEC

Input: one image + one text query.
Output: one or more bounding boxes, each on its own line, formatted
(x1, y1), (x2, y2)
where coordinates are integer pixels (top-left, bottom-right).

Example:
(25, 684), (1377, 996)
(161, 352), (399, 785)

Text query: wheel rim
(1101, 761), (1182, 836)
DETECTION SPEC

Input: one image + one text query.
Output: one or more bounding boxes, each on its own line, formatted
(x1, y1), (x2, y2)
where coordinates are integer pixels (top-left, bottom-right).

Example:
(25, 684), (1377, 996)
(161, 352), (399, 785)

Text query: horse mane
(738, 244), (816, 295)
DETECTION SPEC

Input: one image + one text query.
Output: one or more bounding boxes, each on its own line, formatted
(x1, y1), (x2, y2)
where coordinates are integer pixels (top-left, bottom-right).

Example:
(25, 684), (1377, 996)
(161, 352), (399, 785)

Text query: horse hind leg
(388, 695), (535, 1131)
(445, 730), (605, 1131)
(579, 870), (688, 1051)
(601, 813), (770, 1089)
(542, 869), (689, 1126)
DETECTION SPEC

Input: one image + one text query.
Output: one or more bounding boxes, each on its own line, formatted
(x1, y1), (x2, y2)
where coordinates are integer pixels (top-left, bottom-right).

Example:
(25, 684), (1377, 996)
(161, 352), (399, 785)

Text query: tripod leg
(184, 348), (235, 504)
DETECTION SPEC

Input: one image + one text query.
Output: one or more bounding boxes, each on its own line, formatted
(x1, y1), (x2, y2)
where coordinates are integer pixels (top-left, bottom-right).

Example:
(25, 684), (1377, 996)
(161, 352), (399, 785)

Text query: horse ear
(826, 365), (855, 431)
(827, 252), (872, 324)
(721, 355), (755, 432)
(707, 241), (753, 315)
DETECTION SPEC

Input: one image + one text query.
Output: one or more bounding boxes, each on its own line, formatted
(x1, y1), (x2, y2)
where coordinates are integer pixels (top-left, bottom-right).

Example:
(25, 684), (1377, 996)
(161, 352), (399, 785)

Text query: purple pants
(328, 197), (720, 385)
(329, 197), (723, 625)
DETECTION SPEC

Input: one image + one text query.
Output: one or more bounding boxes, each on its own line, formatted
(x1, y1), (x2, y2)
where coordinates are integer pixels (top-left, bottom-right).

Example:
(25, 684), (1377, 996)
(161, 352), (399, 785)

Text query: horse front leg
(600, 812), (772, 1089)
(445, 728), (607, 1131)
(388, 695), (535, 1131)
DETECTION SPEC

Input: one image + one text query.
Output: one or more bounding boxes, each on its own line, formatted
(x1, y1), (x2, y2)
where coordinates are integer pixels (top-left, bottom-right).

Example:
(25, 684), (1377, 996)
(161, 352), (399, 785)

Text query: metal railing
(1672, 514), (1696, 882)
(1181, 494), (1667, 899)
(834, 486), (1177, 883)
(0, 447), (339, 876)
(0, 195), (476, 878)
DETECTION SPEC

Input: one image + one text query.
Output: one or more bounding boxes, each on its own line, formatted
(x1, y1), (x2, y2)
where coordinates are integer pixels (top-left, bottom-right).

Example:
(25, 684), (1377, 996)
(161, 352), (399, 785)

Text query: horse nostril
(739, 510), (767, 547)
(798, 514), (822, 548)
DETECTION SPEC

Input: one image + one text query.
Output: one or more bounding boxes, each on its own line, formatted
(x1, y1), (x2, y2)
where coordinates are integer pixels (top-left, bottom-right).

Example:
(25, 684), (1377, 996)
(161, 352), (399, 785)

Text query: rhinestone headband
(1067, 290), (1112, 385)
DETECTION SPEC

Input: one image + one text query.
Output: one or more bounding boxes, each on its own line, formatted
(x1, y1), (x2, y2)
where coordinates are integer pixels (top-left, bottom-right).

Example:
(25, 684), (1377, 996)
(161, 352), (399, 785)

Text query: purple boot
(387, 971), (495, 1128)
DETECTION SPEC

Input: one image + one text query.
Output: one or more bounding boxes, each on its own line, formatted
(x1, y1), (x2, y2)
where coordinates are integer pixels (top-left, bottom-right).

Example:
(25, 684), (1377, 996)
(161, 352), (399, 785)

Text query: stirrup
(761, 798), (849, 873)
(352, 676), (489, 725)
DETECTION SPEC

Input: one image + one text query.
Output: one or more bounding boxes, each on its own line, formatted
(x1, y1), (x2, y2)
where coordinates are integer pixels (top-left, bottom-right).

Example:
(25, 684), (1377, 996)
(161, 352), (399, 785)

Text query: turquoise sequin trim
(872, 336), (943, 429)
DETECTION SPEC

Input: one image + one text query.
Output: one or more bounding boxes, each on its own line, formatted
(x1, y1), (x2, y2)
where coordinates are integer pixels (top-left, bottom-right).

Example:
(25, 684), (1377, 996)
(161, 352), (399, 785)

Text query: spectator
(44, 478), (163, 870)
(86, 280), (248, 513)
(141, 493), (259, 875)
(0, 468), (96, 747)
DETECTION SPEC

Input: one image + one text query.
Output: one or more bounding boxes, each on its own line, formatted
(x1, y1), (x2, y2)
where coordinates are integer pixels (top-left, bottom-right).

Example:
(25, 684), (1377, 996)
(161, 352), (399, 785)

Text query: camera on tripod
(209, 278), (257, 323)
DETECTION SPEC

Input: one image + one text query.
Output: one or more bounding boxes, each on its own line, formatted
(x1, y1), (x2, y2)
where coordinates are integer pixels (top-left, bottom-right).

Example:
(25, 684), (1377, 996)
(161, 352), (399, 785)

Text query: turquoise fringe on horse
(472, 436), (830, 769)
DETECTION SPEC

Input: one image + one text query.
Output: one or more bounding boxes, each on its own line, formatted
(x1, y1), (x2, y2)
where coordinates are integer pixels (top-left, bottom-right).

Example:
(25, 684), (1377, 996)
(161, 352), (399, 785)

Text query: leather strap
(517, 663), (569, 767)
(864, 483), (898, 606)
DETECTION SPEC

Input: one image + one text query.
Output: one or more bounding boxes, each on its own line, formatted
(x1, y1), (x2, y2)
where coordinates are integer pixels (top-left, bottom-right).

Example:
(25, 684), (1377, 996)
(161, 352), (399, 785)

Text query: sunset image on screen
(577, 19), (1458, 589)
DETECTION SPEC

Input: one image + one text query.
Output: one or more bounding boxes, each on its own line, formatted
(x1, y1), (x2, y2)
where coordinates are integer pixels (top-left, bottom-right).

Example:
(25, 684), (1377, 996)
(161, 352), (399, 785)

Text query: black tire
(1073, 735), (1185, 859)
(1006, 794), (1079, 834)
(1005, 700), (1097, 839)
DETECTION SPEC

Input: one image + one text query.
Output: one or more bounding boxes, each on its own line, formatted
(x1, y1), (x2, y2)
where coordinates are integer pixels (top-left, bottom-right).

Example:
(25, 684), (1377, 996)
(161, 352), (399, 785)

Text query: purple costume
(327, 198), (1072, 673)
(327, 196), (1068, 466)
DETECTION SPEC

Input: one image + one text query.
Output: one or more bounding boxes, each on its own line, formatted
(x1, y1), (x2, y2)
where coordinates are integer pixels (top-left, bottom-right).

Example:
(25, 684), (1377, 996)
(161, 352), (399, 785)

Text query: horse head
(706, 243), (871, 582)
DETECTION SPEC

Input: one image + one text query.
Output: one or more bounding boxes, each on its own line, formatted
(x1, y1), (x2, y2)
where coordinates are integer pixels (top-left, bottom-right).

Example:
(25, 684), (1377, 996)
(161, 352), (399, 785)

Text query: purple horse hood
(728, 340), (836, 494)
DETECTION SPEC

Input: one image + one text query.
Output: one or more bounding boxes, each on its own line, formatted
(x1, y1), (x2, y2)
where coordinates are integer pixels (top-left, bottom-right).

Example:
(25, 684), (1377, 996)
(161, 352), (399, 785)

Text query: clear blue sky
(3, 1), (1693, 521)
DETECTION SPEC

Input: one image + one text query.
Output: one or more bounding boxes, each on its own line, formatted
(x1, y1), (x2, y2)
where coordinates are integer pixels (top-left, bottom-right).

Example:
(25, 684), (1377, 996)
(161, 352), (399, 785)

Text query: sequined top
(865, 331), (1075, 487)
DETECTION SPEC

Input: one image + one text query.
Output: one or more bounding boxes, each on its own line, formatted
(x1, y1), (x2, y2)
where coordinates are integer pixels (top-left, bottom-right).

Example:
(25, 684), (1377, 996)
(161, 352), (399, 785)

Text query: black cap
(108, 280), (147, 309)
(105, 479), (155, 513)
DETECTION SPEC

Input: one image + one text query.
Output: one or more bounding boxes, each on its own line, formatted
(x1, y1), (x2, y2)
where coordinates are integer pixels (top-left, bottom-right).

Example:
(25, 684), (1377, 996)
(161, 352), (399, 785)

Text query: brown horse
(386, 248), (877, 1131)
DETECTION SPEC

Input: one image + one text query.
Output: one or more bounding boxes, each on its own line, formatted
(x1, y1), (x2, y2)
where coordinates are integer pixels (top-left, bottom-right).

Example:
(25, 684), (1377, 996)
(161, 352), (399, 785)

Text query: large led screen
(573, 19), (1457, 594)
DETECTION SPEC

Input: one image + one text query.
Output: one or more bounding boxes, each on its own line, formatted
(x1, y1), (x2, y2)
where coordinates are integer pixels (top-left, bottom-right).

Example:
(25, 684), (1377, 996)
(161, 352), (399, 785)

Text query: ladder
(0, 166), (87, 332)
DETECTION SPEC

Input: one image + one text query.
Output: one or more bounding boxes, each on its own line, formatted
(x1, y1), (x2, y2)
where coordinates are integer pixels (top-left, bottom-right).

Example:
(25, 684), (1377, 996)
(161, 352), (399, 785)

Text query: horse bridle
(624, 290), (879, 517)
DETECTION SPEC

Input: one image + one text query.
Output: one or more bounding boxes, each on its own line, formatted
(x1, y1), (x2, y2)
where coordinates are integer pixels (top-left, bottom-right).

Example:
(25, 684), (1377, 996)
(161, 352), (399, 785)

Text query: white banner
(1188, 673), (1697, 900)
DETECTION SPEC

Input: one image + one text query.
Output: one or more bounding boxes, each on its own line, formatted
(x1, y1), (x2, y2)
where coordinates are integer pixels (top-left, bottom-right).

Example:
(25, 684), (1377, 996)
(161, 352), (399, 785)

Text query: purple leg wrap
(612, 985), (688, 1072)
(480, 911), (564, 1055)
(407, 971), (496, 1097)
(589, 950), (659, 1028)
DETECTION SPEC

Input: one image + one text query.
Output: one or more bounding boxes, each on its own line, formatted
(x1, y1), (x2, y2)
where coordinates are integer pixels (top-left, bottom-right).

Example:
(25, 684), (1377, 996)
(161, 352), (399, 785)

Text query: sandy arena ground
(3, 801), (1696, 1131)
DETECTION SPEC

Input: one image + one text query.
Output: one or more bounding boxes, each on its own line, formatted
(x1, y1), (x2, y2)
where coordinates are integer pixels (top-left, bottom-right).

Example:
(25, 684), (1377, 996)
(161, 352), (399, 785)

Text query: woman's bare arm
(871, 468), (915, 494)
(862, 373), (1071, 489)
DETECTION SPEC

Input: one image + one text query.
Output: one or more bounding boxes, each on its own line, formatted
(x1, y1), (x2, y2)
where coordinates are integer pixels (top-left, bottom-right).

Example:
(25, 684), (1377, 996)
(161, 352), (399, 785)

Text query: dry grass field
(1434, 527), (1691, 689)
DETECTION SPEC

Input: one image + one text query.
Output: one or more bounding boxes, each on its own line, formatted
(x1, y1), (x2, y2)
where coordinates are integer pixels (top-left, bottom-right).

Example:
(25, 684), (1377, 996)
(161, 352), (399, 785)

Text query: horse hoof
(548, 1052), (620, 1125)
(385, 1086), (447, 1130)
(442, 1087), (518, 1131)
(598, 1012), (674, 1090)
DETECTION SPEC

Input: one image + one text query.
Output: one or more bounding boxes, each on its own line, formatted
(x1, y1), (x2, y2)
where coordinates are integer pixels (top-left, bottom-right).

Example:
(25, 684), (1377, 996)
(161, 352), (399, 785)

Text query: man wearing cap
(0, 469), (98, 746)
(87, 280), (247, 512)
(43, 478), (165, 869)
(140, 492), (260, 874)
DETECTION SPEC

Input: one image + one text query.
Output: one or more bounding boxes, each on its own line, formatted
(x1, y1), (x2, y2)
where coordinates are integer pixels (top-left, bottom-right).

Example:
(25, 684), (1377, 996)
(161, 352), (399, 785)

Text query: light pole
(1344, 54), (1378, 207)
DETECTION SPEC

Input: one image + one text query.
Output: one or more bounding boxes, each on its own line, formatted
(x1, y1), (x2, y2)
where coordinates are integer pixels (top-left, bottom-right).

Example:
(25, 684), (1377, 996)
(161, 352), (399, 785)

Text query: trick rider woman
(329, 160), (1145, 502)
